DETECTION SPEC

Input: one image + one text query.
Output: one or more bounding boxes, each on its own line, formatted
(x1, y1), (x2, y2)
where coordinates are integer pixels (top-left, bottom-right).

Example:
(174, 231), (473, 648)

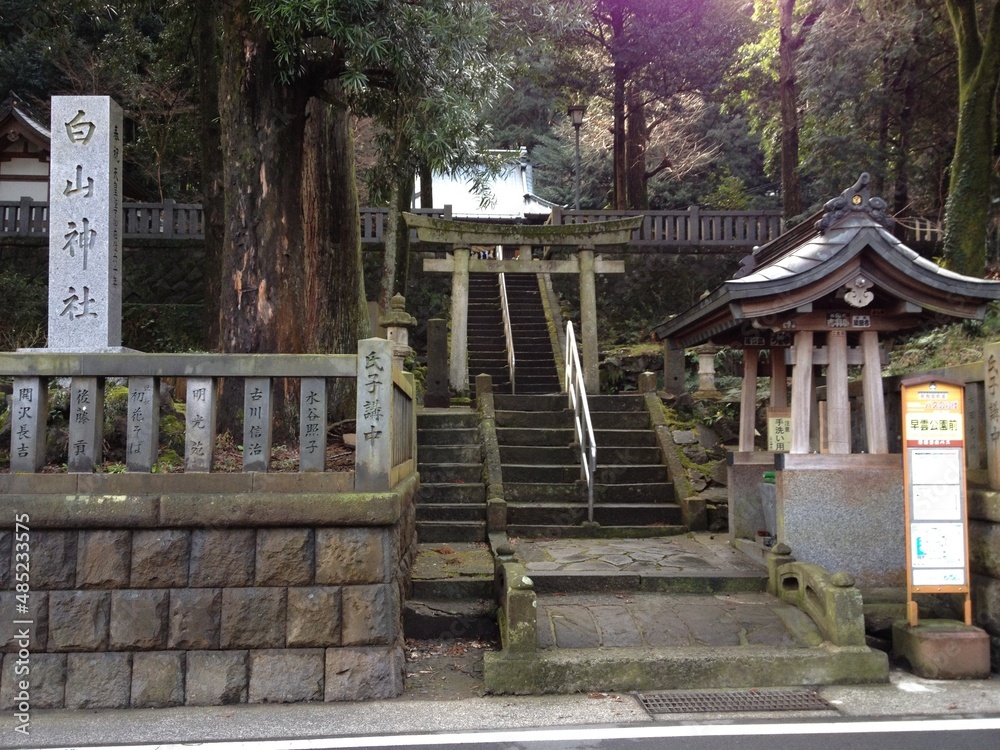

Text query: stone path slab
(536, 591), (823, 650)
(511, 533), (763, 576)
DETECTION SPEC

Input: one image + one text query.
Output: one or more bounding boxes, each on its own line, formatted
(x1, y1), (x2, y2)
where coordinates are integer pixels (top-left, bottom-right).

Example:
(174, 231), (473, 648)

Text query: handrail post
(498, 245), (516, 393)
(565, 322), (597, 523)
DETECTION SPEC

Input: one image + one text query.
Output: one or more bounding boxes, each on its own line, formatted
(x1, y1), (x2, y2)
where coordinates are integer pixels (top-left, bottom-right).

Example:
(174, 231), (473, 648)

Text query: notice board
(900, 375), (972, 626)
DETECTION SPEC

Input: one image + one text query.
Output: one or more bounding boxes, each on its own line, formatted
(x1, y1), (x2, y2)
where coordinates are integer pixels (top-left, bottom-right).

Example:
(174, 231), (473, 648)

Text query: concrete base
(775, 454), (905, 588)
(892, 619), (991, 680)
(484, 644), (888, 695)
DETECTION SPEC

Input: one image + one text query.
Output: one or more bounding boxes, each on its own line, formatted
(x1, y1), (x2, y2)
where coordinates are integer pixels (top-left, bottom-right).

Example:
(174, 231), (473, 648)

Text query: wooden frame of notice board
(900, 375), (972, 627)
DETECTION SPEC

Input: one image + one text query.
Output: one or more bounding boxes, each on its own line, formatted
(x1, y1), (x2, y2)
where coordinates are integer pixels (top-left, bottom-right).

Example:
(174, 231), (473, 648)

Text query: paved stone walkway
(535, 591), (822, 649)
(511, 533), (762, 575)
(506, 534), (823, 650)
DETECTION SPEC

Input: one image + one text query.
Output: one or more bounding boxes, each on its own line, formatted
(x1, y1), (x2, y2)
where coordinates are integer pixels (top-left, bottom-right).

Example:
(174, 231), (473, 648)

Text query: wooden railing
(0, 338), (415, 493)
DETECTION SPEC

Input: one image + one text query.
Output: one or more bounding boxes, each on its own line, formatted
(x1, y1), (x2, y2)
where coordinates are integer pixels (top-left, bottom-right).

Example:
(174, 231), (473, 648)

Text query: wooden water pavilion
(652, 174), (1000, 586)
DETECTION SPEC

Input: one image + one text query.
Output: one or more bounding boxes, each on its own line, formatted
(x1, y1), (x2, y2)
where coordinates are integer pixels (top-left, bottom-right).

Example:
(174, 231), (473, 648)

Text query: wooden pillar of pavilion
(790, 331), (814, 454)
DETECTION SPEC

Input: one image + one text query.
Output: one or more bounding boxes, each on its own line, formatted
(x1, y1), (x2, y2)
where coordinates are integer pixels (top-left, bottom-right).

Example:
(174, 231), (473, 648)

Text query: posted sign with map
(900, 376), (971, 627)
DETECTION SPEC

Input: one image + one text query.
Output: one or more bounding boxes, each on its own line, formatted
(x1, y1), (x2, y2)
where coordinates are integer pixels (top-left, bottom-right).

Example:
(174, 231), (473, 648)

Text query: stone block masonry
(0, 477), (418, 707)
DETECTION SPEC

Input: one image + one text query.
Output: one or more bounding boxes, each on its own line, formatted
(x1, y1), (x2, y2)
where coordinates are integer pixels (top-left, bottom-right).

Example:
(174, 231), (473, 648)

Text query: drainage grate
(636, 688), (834, 714)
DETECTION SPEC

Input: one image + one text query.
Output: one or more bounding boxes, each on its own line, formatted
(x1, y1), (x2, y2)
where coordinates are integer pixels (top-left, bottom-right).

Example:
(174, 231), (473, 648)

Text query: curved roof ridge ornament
(815, 172), (892, 234)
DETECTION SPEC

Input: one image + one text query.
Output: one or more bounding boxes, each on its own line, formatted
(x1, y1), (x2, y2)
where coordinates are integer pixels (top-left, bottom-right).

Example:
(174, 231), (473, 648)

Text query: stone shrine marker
(47, 96), (123, 350)
(11, 96), (125, 472)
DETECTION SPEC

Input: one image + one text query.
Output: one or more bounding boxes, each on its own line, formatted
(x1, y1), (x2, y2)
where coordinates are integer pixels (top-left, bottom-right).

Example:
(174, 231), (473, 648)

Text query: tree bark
(625, 88), (648, 210)
(943, 0), (1000, 275)
(419, 162), (434, 208)
(610, 3), (627, 211)
(196, 0), (223, 350)
(378, 159), (414, 315)
(305, 99), (369, 420)
(218, 1), (310, 356)
(779, 0), (803, 220)
(216, 0), (319, 435)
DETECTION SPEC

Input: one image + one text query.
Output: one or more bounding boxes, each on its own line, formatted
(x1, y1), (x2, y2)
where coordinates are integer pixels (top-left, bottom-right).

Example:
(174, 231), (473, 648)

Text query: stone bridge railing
(0, 338), (414, 491)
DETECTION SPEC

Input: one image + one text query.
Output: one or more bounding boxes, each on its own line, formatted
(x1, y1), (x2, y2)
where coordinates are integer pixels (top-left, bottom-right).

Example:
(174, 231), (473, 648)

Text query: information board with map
(900, 376), (972, 626)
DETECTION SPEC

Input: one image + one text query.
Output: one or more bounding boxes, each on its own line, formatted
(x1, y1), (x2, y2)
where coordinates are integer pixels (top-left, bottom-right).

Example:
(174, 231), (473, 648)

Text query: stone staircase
(467, 273), (511, 394)
(415, 409), (487, 543)
(495, 393), (683, 537)
(502, 274), (560, 394)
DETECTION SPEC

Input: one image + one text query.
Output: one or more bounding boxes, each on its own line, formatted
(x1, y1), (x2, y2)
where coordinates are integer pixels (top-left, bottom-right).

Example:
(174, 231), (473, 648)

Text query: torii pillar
(405, 213), (641, 395)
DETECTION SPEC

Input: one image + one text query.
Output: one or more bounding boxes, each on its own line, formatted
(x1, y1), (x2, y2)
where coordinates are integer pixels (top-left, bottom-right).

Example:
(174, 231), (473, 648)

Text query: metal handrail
(564, 321), (597, 521)
(497, 245), (516, 393)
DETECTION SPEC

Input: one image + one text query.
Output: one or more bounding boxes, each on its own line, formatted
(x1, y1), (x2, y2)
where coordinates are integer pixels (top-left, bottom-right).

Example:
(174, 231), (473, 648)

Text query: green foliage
(122, 304), (204, 353)
(885, 303), (1000, 375)
(0, 271), (46, 351)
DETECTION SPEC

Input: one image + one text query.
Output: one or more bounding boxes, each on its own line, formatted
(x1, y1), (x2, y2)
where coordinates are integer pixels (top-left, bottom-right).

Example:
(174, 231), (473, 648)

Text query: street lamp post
(567, 104), (586, 211)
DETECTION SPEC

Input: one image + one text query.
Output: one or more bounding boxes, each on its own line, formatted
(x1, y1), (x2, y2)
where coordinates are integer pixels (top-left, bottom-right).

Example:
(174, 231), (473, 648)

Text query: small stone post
(425, 319), (450, 408)
(661, 338), (686, 397)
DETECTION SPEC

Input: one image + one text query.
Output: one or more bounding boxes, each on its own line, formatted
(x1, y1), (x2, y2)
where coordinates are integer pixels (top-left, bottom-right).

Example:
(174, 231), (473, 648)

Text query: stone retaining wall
(969, 489), (1000, 672)
(0, 476), (418, 708)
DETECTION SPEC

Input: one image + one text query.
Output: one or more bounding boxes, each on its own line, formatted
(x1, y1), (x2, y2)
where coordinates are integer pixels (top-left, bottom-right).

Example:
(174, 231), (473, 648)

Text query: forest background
(3, 0), (1000, 390)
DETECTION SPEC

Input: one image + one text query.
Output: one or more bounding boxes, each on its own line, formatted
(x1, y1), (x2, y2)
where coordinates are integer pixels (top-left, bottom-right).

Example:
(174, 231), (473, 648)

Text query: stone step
(507, 502), (683, 527)
(504, 524), (688, 539)
(416, 503), (487, 522)
(499, 445), (662, 465)
(515, 386), (562, 395)
(526, 571), (767, 595)
(503, 482), (674, 504)
(420, 444), (482, 464)
(415, 483), (487, 504)
(592, 411), (650, 430)
(417, 427), (479, 446)
(497, 427), (575, 446)
(403, 598), (498, 640)
(494, 394), (565, 411)
(417, 463), (483, 484)
(496, 410), (572, 429)
(416, 520), (487, 543)
(501, 464), (671, 484)
(418, 411), (477, 429)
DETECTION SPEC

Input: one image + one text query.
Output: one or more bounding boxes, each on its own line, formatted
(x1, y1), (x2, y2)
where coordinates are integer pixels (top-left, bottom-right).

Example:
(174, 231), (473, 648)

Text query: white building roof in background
(414, 147), (557, 221)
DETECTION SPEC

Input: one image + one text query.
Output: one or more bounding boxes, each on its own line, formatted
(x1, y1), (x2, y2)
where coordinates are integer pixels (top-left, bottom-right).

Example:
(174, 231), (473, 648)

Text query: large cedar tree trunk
(778, 0), (803, 220)
(624, 89), (648, 210)
(218, 3), (310, 355)
(215, 1), (317, 435)
(302, 98), (369, 420)
(196, 0), (224, 350)
(943, 0), (1000, 276)
(378, 169), (413, 314)
(609, 3), (628, 210)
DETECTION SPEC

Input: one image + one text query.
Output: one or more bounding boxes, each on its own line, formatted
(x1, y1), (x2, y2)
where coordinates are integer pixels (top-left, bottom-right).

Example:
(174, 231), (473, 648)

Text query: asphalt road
(24, 717), (1000, 750)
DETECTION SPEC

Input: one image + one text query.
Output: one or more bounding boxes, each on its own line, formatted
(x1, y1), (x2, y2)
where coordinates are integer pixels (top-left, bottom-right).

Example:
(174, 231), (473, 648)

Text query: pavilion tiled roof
(651, 174), (1000, 348)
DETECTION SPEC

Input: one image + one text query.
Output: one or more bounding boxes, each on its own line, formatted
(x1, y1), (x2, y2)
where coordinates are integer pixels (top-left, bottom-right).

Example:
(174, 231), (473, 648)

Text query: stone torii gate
(403, 213), (641, 394)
